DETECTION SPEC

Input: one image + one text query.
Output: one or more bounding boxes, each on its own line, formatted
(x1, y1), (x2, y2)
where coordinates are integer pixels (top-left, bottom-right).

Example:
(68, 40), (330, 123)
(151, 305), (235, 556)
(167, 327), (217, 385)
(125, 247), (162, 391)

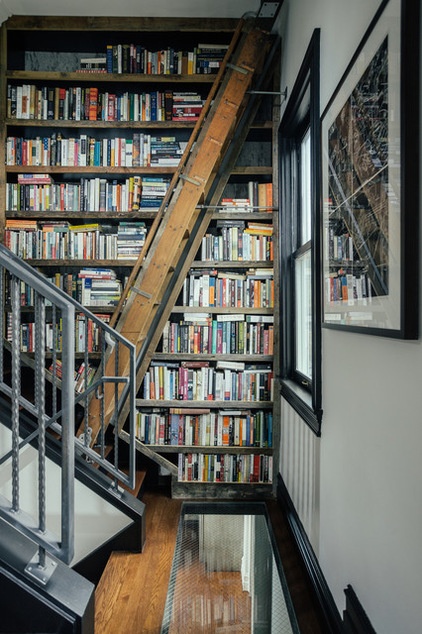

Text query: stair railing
(0, 243), (136, 578)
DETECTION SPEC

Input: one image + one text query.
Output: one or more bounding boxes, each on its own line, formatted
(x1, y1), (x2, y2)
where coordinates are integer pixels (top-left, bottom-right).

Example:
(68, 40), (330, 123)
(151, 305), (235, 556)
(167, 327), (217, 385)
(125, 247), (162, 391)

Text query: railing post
(60, 301), (75, 564)
(35, 291), (47, 569)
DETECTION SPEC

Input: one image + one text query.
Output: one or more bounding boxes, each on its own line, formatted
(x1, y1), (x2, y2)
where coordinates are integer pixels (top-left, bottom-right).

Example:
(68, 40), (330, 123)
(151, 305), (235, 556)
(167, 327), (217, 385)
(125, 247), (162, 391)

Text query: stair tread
(119, 468), (147, 497)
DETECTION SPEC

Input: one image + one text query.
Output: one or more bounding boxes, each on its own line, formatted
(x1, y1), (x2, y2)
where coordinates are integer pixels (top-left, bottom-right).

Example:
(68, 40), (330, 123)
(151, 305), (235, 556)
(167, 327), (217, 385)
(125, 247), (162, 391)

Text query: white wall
(0, 425), (132, 565)
(278, 1), (422, 633)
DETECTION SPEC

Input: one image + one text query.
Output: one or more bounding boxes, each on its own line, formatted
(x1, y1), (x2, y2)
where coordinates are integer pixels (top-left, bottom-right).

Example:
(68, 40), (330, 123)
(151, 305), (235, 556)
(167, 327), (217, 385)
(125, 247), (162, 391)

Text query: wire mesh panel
(161, 502), (300, 634)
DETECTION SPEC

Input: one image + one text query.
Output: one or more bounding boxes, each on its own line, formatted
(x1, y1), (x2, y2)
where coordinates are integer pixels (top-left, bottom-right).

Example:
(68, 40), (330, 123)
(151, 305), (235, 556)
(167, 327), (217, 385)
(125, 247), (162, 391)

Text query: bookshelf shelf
(136, 399), (274, 409)
(6, 119), (200, 130)
(7, 71), (217, 84)
(231, 166), (273, 176)
(24, 259), (139, 267)
(171, 306), (274, 315)
(6, 211), (158, 220)
(142, 445), (273, 454)
(151, 353), (274, 363)
(6, 165), (177, 175)
(190, 260), (274, 269)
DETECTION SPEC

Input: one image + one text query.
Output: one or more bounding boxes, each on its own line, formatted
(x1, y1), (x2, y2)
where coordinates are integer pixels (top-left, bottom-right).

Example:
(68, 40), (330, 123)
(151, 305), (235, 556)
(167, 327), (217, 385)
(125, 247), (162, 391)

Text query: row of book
(8, 268), (124, 308)
(6, 311), (111, 353)
(74, 313), (110, 353)
(182, 268), (274, 308)
(220, 187), (273, 213)
(136, 408), (272, 448)
(4, 220), (147, 261)
(7, 84), (205, 122)
(77, 43), (228, 75)
(6, 134), (184, 168)
(326, 270), (373, 304)
(141, 360), (274, 402)
(328, 227), (354, 262)
(48, 359), (96, 394)
(161, 315), (274, 356)
(247, 180), (273, 211)
(8, 175), (138, 213)
(6, 175), (169, 212)
(177, 452), (273, 484)
(201, 221), (273, 262)
(220, 181), (273, 213)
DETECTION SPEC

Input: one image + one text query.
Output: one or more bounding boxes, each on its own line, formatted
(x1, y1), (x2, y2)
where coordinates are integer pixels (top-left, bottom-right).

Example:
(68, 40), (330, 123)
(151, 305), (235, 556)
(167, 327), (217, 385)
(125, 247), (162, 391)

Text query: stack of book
(78, 268), (122, 306)
(140, 176), (170, 210)
(172, 92), (204, 121)
(220, 198), (252, 212)
(117, 221), (147, 260)
(77, 56), (107, 73)
(194, 43), (228, 74)
(150, 136), (183, 167)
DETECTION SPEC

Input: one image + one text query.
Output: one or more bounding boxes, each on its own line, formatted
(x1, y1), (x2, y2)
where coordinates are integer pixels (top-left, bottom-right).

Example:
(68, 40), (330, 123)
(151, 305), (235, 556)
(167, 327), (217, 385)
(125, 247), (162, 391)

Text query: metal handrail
(0, 243), (136, 575)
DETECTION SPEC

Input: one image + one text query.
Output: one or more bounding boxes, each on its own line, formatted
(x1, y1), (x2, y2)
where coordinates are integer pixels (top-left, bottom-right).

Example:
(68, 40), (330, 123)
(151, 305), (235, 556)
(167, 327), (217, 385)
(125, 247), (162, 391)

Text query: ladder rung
(131, 287), (153, 299)
(226, 62), (250, 74)
(179, 174), (202, 186)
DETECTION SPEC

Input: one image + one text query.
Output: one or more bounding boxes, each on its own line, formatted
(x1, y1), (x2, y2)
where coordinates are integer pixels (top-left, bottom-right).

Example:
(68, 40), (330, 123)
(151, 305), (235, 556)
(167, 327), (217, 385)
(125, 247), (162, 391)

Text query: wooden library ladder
(78, 17), (278, 468)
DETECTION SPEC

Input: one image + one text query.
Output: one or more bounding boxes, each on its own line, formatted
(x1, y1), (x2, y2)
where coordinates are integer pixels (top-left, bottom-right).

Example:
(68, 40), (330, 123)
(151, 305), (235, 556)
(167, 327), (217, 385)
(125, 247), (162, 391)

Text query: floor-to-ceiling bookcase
(0, 14), (280, 498)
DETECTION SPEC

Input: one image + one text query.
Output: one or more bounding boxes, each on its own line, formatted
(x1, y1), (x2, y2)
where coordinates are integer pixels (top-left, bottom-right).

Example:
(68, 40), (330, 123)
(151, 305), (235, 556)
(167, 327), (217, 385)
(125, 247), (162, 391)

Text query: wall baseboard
(276, 473), (344, 634)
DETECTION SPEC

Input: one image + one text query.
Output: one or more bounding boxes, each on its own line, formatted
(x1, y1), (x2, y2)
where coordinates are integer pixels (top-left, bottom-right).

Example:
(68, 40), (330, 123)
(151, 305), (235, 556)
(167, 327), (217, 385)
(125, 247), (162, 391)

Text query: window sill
(280, 379), (322, 435)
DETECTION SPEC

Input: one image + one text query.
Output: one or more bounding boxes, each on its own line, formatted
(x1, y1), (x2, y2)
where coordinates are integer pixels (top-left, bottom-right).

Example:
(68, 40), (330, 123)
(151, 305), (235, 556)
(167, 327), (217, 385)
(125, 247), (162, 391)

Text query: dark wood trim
(278, 29), (323, 436)
(277, 473), (344, 633)
(343, 585), (376, 634)
(4, 15), (239, 32)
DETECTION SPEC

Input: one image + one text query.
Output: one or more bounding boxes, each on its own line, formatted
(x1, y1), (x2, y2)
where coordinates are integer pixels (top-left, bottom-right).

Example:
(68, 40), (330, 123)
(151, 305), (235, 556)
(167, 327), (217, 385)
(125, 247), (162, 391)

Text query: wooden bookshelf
(0, 15), (280, 499)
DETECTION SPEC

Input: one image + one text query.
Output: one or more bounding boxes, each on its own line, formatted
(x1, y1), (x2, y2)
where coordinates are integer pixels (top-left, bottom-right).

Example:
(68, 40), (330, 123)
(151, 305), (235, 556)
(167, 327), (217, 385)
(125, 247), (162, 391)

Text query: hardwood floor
(95, 486), (326, 633)
(95, 487), (181, 634)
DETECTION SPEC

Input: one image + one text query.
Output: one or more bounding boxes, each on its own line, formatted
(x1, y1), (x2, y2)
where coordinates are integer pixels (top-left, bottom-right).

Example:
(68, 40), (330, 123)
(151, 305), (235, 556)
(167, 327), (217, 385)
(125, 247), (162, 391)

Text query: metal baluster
(82, 314), (92, 451)
(99, 324), (106, 461)
(10, 275), (21, 513)
(51, 304), (57, 422)
(35, 291), (47, 569)
(113, 340), (119, 490)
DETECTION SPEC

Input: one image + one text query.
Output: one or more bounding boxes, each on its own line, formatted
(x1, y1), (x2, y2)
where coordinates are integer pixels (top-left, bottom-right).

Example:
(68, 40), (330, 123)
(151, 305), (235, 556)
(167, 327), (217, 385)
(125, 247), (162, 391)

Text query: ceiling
(0, 0), (262, 23)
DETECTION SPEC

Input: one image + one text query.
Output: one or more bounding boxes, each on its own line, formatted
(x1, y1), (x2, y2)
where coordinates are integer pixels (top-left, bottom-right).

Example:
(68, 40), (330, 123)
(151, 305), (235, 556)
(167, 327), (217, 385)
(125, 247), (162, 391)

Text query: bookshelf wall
(0, 15), (280, 498)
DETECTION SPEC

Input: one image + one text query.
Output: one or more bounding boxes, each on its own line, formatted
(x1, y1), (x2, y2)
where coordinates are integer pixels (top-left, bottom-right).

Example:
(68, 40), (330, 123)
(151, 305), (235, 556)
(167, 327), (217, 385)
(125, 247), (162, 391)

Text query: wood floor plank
(95, 488), (182, 634)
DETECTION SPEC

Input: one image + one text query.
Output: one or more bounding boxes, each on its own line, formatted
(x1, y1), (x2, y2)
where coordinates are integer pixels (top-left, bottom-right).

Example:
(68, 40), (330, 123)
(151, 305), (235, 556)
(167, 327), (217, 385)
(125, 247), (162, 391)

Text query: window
(279, 29), (322, 434)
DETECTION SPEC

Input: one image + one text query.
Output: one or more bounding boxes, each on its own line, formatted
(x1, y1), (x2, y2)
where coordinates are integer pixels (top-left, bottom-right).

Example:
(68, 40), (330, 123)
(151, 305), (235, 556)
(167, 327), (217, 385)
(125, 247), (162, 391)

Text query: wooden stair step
(119, 468), (147, 498)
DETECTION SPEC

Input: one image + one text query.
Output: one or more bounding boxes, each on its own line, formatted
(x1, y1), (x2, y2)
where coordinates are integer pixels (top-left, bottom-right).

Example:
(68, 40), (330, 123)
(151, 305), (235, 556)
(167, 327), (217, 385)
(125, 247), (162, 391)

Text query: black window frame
(279, 29), (322, 435)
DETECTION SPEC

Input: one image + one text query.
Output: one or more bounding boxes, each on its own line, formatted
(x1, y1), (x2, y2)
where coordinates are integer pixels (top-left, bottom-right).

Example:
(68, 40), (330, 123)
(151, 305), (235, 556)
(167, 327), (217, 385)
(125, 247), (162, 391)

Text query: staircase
(0, 244), (144, 632)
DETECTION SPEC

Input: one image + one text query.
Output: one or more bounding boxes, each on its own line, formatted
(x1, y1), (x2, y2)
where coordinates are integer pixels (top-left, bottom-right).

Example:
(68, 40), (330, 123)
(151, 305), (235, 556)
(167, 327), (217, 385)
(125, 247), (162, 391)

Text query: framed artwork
(321, 0), (419, 337)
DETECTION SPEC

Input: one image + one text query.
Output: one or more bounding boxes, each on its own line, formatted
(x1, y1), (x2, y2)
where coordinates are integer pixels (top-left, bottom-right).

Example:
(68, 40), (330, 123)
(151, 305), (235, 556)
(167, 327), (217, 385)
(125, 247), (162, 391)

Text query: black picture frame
(321, 0), (419, 338)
